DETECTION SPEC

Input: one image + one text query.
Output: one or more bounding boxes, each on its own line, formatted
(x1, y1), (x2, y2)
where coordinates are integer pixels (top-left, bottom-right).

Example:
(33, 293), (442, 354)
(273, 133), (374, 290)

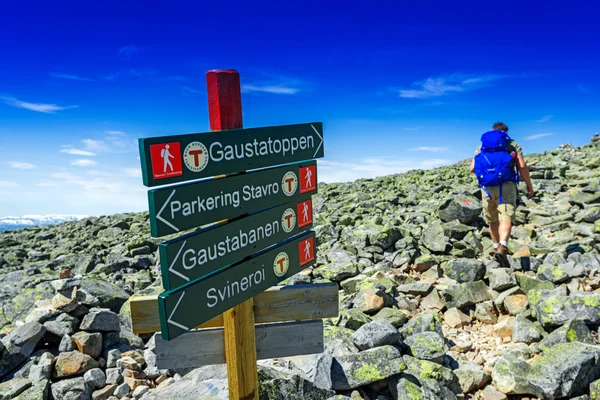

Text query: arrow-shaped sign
(160, 196), (315, 291)
(147, 160), (318, 238)
(158, 231), (317, 341)
(139, 122), (324, 188)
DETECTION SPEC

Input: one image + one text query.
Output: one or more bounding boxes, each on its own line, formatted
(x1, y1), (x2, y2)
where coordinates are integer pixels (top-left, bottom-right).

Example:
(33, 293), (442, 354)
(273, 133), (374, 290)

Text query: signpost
(131, 69), (329, 400)
(160, 196), (315, 290)
(139, 122), (324, 187)
(158, 231), (316, 341)
(148, 160), (317, 237)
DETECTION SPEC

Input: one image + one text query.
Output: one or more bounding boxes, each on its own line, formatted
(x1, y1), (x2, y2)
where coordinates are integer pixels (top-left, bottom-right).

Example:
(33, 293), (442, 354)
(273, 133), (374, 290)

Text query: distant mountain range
(0, 215), (89, 232)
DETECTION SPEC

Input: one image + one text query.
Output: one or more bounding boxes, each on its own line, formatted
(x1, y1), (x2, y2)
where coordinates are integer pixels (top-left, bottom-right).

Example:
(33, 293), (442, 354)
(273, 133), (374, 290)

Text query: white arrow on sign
(168, 240), (190, 282)
(311, 124), (323, 158)
(167, 291), (191, 331)
(156, 189), (180, 233)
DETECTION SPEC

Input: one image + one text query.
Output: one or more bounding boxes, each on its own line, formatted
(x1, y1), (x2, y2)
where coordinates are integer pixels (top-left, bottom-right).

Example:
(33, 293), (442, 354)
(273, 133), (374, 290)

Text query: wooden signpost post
(130, 69), (334, 400)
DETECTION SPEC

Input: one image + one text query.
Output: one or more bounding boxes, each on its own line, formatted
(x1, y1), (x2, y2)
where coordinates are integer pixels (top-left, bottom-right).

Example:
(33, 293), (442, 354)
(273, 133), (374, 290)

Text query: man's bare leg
(489, 222), (500, 244)
(499, 220), (512, 244)
(493, 220), (512, 267)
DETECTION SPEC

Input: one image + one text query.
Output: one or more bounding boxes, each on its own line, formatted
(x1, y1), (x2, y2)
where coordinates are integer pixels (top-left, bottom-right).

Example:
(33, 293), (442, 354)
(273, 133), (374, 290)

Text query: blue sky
(1, 0), (599, 217)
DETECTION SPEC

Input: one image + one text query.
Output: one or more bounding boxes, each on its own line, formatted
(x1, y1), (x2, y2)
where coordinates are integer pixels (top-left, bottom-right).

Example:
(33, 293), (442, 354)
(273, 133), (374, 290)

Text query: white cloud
(242, 85), (299, 94)
(0, 181), (18, 188)
(71, 159), (98, 167)
(318, 158), (454, 183)
(409, 146), (449, 152)
(61, 148), (96, 156)
(525, 133), (553, 140)
(1, 96), (78, 114)
(105, 130), (126, 135)
(50, 73), (92, 81)
(398, 74), (507, 99)
(536, 115), (553, 123)
(118, 45), (140, 59)
(38, 182), (60, 187)
(82, 139), (108, 152)
(123, 168), (141, 178)
(8, 161), (36, 169)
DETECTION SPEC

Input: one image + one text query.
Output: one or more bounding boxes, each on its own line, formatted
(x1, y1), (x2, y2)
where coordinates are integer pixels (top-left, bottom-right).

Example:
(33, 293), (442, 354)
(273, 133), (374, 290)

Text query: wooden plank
(129, 282), (339, 334)
(154, 320), (324, 370)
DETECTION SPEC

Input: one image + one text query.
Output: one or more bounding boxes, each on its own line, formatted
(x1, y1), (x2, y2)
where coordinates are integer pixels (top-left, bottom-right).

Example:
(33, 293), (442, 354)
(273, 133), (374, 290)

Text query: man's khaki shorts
(481, 182), (518, 224)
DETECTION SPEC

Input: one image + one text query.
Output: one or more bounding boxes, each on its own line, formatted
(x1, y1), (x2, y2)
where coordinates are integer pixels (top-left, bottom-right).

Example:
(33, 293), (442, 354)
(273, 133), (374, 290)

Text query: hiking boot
(494, 245), (510, 268)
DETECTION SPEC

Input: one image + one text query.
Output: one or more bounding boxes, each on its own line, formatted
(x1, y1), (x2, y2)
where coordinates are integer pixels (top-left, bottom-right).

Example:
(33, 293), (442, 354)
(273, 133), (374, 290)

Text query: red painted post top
(206, 70), (243, 131)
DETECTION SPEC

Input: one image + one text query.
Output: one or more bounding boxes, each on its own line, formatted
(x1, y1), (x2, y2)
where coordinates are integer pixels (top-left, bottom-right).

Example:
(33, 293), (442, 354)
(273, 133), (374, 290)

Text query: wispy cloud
(71, 159), (98, 167)
(61, 148), (96, 156)
(101, 73), (118, 82)
(123, 168), (141, 178)
(536, 115), (553, 123)
(242, 85), (299, 95)
(318, 158), (454, 183)
(397, 73), (508, 99)
(38, 182), (60, 187)
(181, 86), (203, 95)
(1, 96), (78, 114)
(403, 127), (420, 131)
(82, 139), (108, 152)
(0, 181), (18, 188)
(50, 73), (92, 81)
(525, 133), (553, 140)
(409, 146), (449, 152)
(8, 161), (37, 169)
(577, 84), (592, 93)
(105, 130), (126, 136)
(118, 45), (140, 60)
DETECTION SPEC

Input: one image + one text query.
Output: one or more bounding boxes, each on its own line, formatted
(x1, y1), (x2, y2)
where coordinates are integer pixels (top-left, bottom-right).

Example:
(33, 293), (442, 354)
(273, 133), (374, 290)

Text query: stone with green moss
(404, 331), (446, 363)
(402, 355), (461, 394)
(528, 342), (600, 399)
(12, 381), (49, 400)
(516, 274), (555, 294)
(534, 291), (600, 328)
(590, 379), (600, 400)
(442, 280), (490, 309)
(330, 345), (406, 390)
(491, 351), (534, 395)
(335, 309), (372, 331)
(355, 277), (396, 296)
(538, 318), (595, 352)
(537, 261), (585, 283)
(443, 258), (485, 283)
(399, 312), (443, 339)
(313, 261), (359, 282)
(323, 326), (359, 358)
(372, 307), (410, 328)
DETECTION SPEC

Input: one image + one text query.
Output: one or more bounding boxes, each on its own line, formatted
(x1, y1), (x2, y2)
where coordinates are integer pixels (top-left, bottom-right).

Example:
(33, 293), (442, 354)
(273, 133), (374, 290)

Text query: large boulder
(531, 291), (600, 328)
(0, 321), (46, 379)
(421, 222), (449, 253)
(351, 320), (400, 350)
(443, 259), (485, 283)
(438, 196), (483, 224)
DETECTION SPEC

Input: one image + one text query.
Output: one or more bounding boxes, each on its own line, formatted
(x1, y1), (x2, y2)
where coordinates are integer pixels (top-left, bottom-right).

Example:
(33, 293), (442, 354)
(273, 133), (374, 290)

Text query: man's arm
(469, 158), (475, 173)
(516, 154), (534, 197)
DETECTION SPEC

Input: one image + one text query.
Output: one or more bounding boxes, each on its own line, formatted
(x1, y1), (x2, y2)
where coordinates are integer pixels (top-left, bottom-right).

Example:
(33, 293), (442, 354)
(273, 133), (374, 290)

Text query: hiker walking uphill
(469, 122), (534, 267)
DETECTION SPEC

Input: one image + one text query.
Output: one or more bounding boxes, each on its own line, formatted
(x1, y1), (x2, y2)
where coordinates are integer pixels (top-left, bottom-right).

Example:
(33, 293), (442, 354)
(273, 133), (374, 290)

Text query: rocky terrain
(1, 133), (599, 400)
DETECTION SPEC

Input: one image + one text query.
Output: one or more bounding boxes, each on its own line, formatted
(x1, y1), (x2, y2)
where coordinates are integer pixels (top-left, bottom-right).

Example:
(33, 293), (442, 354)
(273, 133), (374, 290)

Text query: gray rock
(132, 385), (149, 399)
(0, 321), (45, 379)
(372, 307), (409, 328)
(83, 368), (106, 389)
(402, 355), (462, 394)
(422, 222), (449, 253)
(59, 334), (76, 352)
(443, 259), (485, 283)
(50, 276), (82, 292)
(323, 326), (359, 357)
(475, 301), (499, 324)
(313, 261), (359, 282)
(0, 377), (32, 399)
(43, 313), (79, 339)
(491, 351), (533, 395)
(397, 282), (433, 296)
(528, 342), (600, 399)
(538, 319), (596, 352)
(351, 320), (400, 350)
(399, 311), (443, 339)
(404, 331), (446, 363)
(335, 309), (372, 331)
(113, 383), (130, 398)
(29, 352), (54, 382)
(454, 360), (491, 393)
(537, 261), (585, 283)
(488, 268), (517, 291)
(106, 349), (121, 368)
(10, 380), (49, 400)
(80, 308), (120, 332)
(331, 345), (406, 390)
(438, 195), (482, 224)
(512, 315), (544, 344)
(50, 377), (93, 400)
(105, 368), (122, 385)
(532, 291), (600, 327)
(389, 376), (458, 400)
(280, 352), (333, 390)
(78, 279), (131, 314)
(442, 281), (491, 309)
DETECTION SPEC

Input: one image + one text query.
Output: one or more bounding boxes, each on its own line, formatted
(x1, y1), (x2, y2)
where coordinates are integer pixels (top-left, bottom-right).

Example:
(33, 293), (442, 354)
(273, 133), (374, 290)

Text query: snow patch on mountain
(0, 214), (89, 231)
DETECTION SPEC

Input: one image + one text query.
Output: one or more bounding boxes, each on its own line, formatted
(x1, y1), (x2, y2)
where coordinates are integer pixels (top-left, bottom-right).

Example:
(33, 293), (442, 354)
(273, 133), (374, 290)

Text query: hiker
(469, 122), (534, 267)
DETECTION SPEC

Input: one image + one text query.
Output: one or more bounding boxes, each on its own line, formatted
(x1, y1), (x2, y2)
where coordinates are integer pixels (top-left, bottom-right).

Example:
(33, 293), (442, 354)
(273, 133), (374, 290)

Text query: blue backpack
(473, 130), (519, 203)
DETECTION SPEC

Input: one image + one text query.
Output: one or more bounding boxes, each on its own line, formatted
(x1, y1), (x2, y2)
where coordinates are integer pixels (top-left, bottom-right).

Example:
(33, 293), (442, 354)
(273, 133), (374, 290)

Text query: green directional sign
(139, 122), (324, 187)
(160, 196), (315, 291)
(148, 161), (318, 238)
(158, 231), (317, 341)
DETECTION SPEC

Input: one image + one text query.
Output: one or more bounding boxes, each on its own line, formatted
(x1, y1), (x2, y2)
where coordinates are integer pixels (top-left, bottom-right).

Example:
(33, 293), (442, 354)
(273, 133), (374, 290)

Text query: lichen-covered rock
(442, 281), (491, 309)
(335, 309), (372, 331)
(50, 377), (93, 400)
(399, 311), (443, 339)
(421, 222), (448, 253)
(528, 342), (600, 399)
(404, 331), (446, 363)
(79, 308), (120, 332)
(331, 345), (406, 390)
(351, 320), (400, 350)
(512, 315), (544, 344)
(0, 378), (32, 399)
(279, 352), (333, 390)
(488, 269), (517, 291)
(323, 326), (359, 357)
(532, 291), (600, 327)
(0, 321), (45, 379)
(313, 261), (359, 282)
(537, 262), (585, 283)
(402, 355), (462, 394)
(372, 307), (410, 328)
(11, 380), (49, 400)
(438, 195), (483, 224)
(538, 319), (596, 352)
(443, 259), (485, 283)
(454, 360), (491, 393)
(491, 351), (533, 395)
(516, 273), (555, 294)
